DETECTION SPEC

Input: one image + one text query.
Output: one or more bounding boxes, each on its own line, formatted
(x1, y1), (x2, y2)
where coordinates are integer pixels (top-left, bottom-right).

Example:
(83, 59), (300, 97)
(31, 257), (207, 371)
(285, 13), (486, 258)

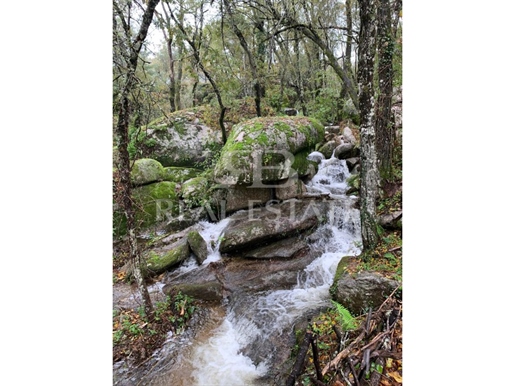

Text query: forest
(113, 0), (403, 384)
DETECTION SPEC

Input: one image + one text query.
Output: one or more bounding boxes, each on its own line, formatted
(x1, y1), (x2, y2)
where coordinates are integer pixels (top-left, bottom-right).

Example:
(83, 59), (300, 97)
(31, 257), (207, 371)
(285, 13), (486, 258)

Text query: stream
(114, 153), (362, 385)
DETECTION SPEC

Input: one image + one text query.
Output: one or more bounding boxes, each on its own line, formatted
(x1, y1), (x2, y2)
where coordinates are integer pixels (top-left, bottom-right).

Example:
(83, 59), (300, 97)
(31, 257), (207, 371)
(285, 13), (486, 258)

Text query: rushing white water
(198, 217), (232, 265)
(188, 153), (362, 385)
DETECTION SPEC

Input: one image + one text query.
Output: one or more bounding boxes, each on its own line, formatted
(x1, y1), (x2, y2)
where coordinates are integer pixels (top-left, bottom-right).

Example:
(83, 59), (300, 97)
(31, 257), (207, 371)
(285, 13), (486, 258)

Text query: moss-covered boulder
(145, 237), (191, 275)
(133, 100), (276, 169)
(181, 176), (210, 208)
(213, 116), (324, 186)
(162, 167), (202, 184)
(130, 158), (165, 186)
(136, 110), (223, 168)
(330, 271), (399, 315)
(113, 181), (179, 237)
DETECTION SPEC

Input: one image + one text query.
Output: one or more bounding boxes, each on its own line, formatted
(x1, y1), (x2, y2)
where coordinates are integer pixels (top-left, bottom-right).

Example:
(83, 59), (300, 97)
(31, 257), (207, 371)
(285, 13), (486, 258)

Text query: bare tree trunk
(223, 0), (262, 116)
(165, 37), (177, 112)
(337, 0), (354, 122)
(175, 42), (183, 110)
(170, 9), (228, 144)
(113, 0), (161, 318)
(358, 0), (379, 250)
(375, 0), (395, 180)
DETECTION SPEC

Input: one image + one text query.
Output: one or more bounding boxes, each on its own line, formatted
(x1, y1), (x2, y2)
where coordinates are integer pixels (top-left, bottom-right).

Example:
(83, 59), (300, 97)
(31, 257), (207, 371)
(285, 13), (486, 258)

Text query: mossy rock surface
(113, 181), (179, 237)
(162, 167), (202, 184)
(132, 100), (276, 168)
(130, 158), (165, 186)
(181, 176), (210, 208)
(145, 238), (190, 275)
(214, 116), (324, 186)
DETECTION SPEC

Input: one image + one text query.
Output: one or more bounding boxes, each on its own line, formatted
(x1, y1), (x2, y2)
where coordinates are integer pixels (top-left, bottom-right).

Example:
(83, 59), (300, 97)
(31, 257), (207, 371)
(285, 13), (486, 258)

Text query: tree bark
(375, 0), (395, 180)
(223, 0), (262, 116)
(170, 10), (228, 144)
(357, 0), (379, 250)
(113, 0), (161, 318)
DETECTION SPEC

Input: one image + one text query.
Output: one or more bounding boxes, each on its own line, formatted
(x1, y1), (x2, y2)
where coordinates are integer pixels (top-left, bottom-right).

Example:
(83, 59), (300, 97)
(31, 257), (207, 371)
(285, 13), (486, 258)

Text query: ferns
(331, 300), (358, 330)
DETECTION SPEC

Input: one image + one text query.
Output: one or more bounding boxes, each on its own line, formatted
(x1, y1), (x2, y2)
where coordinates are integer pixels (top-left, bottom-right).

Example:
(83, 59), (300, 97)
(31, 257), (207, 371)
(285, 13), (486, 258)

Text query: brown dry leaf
(389, 371), (402, 383)
(332, 381), (344, 386)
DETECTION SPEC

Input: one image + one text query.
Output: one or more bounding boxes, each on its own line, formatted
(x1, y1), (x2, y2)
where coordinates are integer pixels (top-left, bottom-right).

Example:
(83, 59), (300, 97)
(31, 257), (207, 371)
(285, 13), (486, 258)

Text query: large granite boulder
(213, 116), (324, 186)
(219, 198), (329, 253)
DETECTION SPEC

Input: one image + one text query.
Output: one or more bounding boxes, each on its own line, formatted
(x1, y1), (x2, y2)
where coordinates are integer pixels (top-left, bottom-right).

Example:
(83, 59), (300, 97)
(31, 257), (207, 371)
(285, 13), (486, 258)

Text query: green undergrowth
(113, 292), (196, 364)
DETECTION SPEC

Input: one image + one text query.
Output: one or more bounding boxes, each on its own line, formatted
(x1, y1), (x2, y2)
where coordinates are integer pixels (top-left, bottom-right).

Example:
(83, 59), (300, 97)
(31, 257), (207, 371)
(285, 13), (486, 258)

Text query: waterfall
(187, 153), (362, 385)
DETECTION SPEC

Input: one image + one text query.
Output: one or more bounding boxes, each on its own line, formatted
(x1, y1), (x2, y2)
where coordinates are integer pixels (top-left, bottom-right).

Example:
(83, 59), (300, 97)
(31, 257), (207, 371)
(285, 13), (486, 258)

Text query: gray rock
(331, 271), (400, 315)
(345, 157), (360, 170)
(219, 199), (329, 253)
(188, 230), (209, 264)
(214, 116), (324, 186)
(130, 158), (164, 186)
(243, 237), (308, 259)
(144, 237), (191, 275)
(211, 185), (273, 214)
(275, 179), (306, 200)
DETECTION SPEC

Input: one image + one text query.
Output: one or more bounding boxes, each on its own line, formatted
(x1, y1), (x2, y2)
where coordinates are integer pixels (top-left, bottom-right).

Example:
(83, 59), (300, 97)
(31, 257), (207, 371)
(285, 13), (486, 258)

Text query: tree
(375, 0), (395, 180)
(222, 0), (264, 116)
(357, 0), (379, 250)
(169, 0), (229, 143)
(113, 0), (161, 318)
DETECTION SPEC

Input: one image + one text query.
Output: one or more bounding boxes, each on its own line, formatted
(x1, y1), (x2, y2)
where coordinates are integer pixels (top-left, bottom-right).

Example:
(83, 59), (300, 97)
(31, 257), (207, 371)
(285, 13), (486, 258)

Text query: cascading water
(114, 153), (362, 385)
(187, 153), (362, 385)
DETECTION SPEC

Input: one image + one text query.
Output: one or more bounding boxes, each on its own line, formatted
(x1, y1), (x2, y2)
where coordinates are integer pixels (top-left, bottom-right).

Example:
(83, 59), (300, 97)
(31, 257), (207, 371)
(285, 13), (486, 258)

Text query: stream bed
(113, 153), (362, 385)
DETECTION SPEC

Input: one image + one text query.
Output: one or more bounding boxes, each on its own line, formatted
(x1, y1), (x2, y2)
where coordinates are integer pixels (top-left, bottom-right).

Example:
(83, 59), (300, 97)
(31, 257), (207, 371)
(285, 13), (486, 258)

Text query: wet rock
(211, 185), (272, 213)
(166, 281), (224, 302)
(345, 157), (360, 171)
(145, 237), (190, 275)
(187, 230), (209, 264)
(331, 271), (399, 315)
(275, 179), (306, 200)
(219, 199), (329, 253)
(243, 237), (308, 259)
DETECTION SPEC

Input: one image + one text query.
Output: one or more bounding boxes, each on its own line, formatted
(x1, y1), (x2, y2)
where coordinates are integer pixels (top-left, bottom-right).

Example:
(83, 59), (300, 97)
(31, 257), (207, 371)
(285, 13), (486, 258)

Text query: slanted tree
(113, 0), (161, 318)
(357, 0), (379, 250)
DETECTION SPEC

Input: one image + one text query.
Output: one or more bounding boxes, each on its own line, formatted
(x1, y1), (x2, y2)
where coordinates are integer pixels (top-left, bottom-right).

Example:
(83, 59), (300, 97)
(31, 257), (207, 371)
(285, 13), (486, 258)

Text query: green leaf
(331, 300), (358, 330)
(384, 252), (395, 260)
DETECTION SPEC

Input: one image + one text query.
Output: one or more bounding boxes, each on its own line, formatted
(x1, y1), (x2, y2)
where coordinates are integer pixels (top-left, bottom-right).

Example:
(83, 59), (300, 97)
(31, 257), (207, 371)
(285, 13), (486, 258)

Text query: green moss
(112, 181), (179, 237)
(181, 176), (210, 208)
(146, 241), (190, 274)
(292, 149), (318, 176)
(130, 158), (165, 186)
(162, 167), (202, 184)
